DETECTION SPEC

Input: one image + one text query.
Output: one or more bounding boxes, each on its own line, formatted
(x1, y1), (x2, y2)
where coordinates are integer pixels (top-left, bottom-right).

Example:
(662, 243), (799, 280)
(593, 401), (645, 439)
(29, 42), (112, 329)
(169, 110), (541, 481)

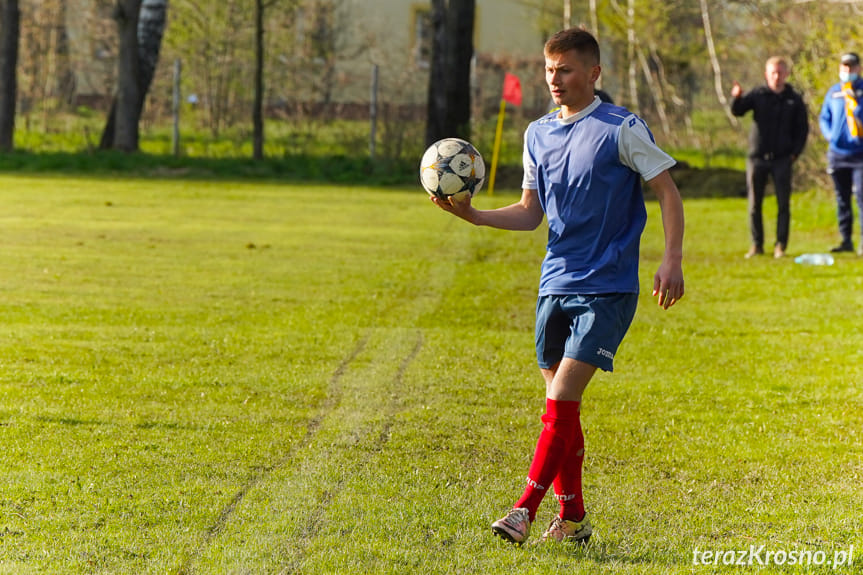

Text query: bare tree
(0, 0), (20, 151)
(106, 0), (141, 151)
(253, 0), (267, 159)
(446, 0), (474, 138)
(626, 0), (637, 112)
(166, 0), (246, 137)
(699, 0), (737, 127)
(425, 0), (447, 145)
(426, 0), (475, 145)
(635, 46), (670, 138)
(253, 0), (288, 160)
(101, 0), (168, 150)
(137, 0), (168, 104)
(589, 0), (601, 89)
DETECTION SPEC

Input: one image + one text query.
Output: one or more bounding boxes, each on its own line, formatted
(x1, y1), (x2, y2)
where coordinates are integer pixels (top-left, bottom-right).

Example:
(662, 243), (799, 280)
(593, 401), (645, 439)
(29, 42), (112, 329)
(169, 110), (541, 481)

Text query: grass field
(0, 174), (861, 574)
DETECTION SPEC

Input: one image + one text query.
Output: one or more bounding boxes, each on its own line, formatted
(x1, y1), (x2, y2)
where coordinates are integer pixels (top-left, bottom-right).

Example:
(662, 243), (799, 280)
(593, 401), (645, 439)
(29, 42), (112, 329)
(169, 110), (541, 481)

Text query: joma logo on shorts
(597, 348), (614, 360)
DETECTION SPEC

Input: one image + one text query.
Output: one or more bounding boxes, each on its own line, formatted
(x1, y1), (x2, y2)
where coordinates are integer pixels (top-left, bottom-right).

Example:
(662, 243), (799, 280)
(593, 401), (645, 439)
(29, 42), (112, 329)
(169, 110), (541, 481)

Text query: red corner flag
(502, 73), (522, 106)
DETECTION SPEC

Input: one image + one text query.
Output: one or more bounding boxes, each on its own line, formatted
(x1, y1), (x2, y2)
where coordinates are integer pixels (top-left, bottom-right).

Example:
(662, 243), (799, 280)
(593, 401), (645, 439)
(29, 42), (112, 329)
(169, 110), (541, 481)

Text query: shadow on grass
(32, 414), (201, 432)
(0, 150), (417, 187)
(0, 150), (747, 199)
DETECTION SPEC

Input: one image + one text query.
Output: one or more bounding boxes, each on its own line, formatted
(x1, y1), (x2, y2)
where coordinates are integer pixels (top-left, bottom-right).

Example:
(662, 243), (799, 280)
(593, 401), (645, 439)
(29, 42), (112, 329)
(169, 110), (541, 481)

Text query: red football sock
(514, 398), (581, 522)
(553, 407), (586, 521)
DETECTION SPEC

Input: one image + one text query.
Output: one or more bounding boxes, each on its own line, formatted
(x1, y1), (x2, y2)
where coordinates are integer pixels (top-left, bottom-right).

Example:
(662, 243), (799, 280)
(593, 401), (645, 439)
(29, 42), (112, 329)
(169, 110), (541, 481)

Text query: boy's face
(545, 49), (600, 114)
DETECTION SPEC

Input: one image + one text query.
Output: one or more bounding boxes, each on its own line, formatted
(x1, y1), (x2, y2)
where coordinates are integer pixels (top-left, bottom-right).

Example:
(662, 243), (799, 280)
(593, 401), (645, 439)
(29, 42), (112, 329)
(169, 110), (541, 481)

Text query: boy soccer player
(432, 28), (685, 544)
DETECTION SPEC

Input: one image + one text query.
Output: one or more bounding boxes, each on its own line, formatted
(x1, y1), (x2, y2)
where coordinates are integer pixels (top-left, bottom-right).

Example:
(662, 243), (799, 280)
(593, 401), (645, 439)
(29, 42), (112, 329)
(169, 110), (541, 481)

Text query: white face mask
(840, 71), (859, 83)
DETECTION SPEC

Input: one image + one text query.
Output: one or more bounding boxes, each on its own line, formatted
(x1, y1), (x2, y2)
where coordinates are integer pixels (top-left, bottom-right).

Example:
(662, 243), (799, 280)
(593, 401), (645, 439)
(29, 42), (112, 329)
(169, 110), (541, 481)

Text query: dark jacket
(731, 84), (809, 160)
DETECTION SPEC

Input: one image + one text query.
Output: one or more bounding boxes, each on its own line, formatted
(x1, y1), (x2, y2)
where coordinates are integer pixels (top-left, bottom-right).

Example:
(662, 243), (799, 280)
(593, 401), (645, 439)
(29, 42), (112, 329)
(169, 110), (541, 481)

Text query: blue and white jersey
(522, 97), (676, 295)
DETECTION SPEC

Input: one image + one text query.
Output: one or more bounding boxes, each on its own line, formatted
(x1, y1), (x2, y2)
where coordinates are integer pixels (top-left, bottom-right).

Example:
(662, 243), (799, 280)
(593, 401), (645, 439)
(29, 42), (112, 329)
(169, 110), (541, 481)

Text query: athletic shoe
(831, 241), (854, 253)
(744, 246), (763, 259)
(540, 514), (592, 544)
(773, 244), (786, 259)
(491, 507), (531, 544)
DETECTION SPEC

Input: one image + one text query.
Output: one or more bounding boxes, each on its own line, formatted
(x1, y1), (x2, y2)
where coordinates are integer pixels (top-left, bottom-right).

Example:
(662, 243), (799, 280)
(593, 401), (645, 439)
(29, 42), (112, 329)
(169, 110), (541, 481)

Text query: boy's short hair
(544, 28), (600, 65)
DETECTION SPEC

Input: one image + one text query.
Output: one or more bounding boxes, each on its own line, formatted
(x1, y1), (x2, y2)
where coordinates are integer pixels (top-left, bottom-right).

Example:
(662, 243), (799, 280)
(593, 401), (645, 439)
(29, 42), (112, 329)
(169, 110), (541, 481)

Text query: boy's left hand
(653, 261), (684, 309)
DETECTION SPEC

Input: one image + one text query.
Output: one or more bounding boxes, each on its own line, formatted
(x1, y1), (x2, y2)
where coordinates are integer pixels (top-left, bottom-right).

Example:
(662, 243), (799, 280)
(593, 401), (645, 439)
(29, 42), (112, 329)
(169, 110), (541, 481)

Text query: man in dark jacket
(731, 56), (809, 258)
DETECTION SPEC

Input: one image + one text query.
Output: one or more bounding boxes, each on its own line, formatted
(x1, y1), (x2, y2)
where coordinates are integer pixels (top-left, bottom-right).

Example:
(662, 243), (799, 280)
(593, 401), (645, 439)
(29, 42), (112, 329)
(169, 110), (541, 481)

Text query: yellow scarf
(844, 82), (862, 137)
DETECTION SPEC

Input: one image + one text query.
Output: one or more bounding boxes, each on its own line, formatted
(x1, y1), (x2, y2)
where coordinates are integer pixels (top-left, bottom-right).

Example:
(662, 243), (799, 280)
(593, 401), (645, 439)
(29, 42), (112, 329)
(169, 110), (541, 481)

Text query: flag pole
(490, 73), (521, 196)
(488, 98), (506, 196)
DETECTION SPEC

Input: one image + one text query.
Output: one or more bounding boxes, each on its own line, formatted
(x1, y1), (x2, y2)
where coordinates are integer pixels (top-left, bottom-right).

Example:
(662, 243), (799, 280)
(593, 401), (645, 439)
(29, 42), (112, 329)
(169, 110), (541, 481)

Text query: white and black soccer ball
(419, 138), (486, 201)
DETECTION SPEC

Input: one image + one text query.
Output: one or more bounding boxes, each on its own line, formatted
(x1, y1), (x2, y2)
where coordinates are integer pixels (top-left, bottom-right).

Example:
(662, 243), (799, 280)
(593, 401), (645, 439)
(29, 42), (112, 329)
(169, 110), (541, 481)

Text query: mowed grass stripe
(185, 329), (425, 574)
(176, 190), (466, 573)
(176, 334), (371, 575)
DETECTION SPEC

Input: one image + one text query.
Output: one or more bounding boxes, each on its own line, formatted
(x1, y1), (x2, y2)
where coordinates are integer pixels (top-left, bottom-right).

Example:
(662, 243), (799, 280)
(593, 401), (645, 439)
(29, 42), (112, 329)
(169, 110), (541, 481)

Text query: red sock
(514, 398), (581, 522)
(553, 408), (586, 521)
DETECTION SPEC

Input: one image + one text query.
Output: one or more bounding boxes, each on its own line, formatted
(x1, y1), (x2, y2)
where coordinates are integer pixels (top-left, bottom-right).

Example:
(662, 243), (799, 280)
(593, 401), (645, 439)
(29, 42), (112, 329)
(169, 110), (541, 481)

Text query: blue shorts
(535, 293), (638, 372)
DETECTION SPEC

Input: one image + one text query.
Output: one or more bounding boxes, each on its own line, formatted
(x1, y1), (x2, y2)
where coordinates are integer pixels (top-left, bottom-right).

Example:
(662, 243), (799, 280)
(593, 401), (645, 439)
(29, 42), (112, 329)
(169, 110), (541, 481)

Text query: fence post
(172, 58), (181, 157)
(370, 64), (379, 161)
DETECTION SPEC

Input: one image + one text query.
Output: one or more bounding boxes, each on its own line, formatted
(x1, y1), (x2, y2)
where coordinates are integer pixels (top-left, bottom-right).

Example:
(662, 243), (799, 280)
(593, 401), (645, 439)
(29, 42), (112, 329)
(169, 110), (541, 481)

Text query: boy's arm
(646, 170), (685, 309)
(431, 187), (545, 231)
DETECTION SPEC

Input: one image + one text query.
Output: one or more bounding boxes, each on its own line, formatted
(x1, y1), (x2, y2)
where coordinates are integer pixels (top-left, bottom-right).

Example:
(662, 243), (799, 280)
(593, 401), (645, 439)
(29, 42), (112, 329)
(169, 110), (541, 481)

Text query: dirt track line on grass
(278, 330), (424, 575)
(373, 330), (423, 449)
(176, 334), (370, 575)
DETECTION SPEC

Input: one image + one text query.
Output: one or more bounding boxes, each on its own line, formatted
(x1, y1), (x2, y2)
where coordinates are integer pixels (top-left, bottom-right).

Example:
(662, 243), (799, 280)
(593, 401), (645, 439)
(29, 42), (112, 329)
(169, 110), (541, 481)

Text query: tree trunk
(137, 0), (168, 102)
(445, 0), (474, 139)
(99, 99), (118, 150)
(114, 0), (142, 152)
(101, 0), (168, 150)
(253, 0), (264, 160)
(425, 0), (474, 145)
(589, 0), (601, 89)
(425, 0), (447, 146)
(0, 0), (20, 152)
(626, 0), (638, 113)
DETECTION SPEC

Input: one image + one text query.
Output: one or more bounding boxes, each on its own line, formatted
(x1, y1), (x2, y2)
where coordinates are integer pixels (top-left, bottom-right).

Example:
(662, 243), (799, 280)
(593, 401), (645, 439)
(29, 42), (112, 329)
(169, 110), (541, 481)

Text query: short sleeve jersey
(522, 97), (675, 295)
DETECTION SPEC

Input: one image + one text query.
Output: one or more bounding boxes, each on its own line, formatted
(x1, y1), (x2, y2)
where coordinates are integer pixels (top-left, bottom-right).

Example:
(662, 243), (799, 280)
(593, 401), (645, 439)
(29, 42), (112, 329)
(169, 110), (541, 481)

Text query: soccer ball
(419, 138), (486, 201)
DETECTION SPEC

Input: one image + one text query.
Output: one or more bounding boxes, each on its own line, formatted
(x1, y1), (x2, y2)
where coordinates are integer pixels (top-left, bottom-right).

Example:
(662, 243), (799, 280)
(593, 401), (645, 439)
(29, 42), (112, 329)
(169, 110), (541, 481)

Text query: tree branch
(699, 0), (738, 127)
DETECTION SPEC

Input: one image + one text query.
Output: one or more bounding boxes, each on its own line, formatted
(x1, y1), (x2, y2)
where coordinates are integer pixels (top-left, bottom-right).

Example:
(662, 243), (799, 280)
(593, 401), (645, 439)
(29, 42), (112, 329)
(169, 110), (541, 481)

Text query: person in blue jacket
(819, 52), (863, 254)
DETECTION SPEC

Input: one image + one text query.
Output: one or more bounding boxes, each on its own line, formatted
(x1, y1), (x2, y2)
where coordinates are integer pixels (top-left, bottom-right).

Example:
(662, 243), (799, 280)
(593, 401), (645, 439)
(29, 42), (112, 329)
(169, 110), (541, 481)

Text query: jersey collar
(558, 96), (602, 124)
